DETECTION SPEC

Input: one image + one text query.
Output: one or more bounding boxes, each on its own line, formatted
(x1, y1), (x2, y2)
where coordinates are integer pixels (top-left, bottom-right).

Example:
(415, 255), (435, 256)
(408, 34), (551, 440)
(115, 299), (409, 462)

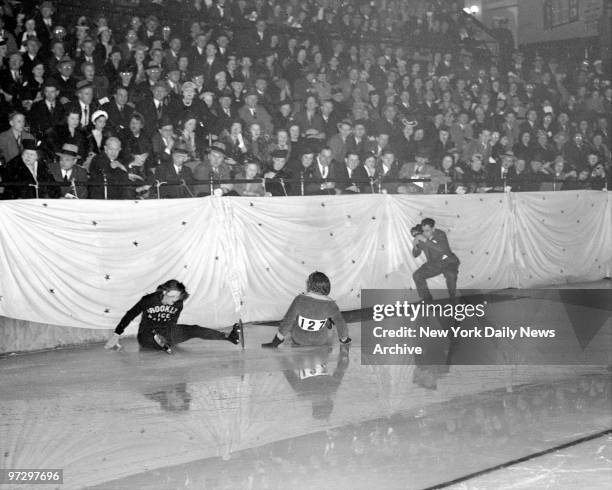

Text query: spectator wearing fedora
(34, 1), (56, 51)
(193, 145), (235, 196)
(49, 142), (88, 198)
(151, 142), (195, 198)
(63, 80), (99, 128)
(1, 139), (58, 199)
(263, 148), (292, 196)
(49, 56), (78, 104)
(136, 81), (169, 136)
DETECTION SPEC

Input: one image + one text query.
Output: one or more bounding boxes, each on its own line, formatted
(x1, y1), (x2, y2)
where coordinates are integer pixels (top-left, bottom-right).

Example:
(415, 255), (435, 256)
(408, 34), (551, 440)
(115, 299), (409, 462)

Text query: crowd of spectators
(0, 0), (610, 199)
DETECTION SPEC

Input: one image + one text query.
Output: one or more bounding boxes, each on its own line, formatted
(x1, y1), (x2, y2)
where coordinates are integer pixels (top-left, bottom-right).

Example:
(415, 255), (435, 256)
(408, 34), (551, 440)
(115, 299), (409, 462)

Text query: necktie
(49, 103), (54, 113)
(156, 103), (162, 118)
(83, 106), (89, 126)
(251, 109), (256, 118)
(16, 135), (22, 152)
(63, 171), (69, 182)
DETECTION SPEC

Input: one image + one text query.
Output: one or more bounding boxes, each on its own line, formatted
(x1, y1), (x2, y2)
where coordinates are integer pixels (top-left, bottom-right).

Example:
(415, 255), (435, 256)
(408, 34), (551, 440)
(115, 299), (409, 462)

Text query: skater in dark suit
(412, 218), (460, 301)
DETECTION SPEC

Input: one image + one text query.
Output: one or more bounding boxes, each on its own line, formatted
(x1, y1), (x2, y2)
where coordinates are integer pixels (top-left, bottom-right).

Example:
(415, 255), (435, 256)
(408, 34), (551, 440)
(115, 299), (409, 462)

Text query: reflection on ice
(1, 332), (610, 490)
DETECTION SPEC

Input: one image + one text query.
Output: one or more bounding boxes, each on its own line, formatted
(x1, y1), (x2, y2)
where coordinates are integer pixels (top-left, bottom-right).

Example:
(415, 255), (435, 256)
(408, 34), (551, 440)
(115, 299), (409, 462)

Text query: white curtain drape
(0, 191), (610, 332)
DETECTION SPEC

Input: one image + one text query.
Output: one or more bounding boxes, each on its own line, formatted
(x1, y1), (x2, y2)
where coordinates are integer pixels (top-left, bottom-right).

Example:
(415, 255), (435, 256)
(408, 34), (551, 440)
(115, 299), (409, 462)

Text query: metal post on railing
(280, 178), (287, 197)
(300, 172), (304, 196)
(70, 178), (79, 199)
(209, 173), (214, 196)
(378, 177), (382, 194)
(28, 182), (39, 199)
(155, 180), (166, 199)
(103, 174), (108, 200)
(369, 177), (375, 194)
(261, 177), (267, 195)
(181, 179), (194, 198)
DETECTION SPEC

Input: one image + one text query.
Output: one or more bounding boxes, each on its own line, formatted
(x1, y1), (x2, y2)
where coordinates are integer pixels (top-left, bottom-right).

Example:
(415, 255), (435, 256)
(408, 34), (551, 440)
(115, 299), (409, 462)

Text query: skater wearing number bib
(262, 272), (351, 348)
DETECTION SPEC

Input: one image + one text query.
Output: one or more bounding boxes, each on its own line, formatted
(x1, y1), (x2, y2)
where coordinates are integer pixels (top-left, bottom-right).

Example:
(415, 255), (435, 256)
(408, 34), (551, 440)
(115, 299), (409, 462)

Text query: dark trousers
(139, 324), (226, 350)
(413, 258), (459, 301)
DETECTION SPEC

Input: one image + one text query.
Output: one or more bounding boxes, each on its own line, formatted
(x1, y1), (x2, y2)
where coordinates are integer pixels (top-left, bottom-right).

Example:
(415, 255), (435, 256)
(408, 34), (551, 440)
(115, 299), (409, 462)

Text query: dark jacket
(153, 161), (195, 198)
(412, 229), (459, 266)
(88, 153), (133, 199)
(114, 291), (184, 349)
(28, 99), (66, 139)
(0, 155), (59, 199)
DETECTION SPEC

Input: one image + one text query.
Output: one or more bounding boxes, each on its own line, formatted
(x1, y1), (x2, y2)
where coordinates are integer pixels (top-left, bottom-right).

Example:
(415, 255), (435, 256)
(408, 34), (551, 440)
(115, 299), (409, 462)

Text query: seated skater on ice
(262, 272), (352, 348)
(411, 218), (460, 302)
(104, 279), (240, 354)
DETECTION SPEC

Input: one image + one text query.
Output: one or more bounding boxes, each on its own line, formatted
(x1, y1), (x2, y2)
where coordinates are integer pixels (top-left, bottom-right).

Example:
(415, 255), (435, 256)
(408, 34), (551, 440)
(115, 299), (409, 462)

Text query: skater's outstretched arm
(330, 307), (350, 343)
(104, 297), (146, 349)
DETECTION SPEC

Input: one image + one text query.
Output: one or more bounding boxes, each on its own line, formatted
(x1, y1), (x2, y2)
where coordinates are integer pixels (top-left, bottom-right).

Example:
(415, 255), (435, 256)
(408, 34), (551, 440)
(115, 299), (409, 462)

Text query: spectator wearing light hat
(86, 110), (111, 155)
(49, 143), (89, 198)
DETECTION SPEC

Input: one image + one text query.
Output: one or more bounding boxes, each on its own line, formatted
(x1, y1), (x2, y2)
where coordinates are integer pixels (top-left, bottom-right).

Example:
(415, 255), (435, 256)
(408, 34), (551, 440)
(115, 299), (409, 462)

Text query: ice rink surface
(1, 281), (610, 490)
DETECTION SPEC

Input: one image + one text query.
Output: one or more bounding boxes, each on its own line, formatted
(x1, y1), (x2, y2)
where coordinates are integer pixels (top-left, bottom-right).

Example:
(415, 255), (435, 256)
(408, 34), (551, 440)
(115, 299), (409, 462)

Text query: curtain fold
(0, 191), (610, 331)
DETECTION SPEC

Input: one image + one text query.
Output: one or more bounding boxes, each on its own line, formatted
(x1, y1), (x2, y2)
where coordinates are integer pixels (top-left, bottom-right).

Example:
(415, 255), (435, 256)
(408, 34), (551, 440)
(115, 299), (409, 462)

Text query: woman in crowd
(234, 161), (268, 197)
(438, 153), (462, 194)
(86, 110), (113, 155)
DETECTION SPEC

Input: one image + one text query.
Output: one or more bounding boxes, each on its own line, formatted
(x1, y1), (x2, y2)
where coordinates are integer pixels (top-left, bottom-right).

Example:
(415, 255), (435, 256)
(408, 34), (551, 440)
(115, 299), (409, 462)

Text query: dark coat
(153, 161), (195, 198)
(27, 99), (66, 139)
(1, 155), (59, 199)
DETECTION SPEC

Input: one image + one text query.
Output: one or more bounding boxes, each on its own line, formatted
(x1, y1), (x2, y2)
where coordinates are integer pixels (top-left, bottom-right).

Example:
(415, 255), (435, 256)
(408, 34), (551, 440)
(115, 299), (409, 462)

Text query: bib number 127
(298, 316), (327, 331)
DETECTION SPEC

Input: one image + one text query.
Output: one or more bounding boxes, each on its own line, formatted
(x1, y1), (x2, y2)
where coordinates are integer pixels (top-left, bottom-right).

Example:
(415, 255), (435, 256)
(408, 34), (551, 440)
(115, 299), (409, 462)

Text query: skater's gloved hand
(262, 334), (284, 348)
(339, 337), (352, 344)
(104, 333), (121, 350)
